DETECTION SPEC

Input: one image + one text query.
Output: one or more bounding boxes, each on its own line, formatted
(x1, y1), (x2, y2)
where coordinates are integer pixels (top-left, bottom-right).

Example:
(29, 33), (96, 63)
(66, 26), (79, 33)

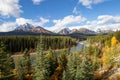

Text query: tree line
(0, 36), (76, 53)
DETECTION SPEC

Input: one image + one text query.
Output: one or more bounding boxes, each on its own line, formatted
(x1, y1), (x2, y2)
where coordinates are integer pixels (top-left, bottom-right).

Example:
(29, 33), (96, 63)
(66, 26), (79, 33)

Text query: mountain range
(14, 23), (53, 34)
(0, 23), (114, 37)
(58, 28), (96, 34)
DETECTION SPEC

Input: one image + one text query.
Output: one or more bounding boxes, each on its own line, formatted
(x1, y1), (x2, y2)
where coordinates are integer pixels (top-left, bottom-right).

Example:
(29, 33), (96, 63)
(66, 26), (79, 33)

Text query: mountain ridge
(14, 23), (53, 34)
(0, 23), (114, 37)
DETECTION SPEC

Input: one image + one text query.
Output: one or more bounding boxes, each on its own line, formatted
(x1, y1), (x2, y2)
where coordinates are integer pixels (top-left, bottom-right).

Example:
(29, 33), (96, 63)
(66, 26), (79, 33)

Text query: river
(70, 42), (86, 53)
(51, 41), (87, 57)
(12, 41), (86, 58)
(13, 41), (86, 66)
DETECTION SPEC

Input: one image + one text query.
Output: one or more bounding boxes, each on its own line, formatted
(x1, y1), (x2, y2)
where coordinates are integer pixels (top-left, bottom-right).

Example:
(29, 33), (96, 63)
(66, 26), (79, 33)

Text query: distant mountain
(70, 28), (96, 34)
(78, 28), (96, 34)
(0, 23), (114, 38)
(70, 28), (114, 35)
(67, 29), (96, 39)
(58, 28), (70, 34)
(96, 28), (114, 34)
(14, 23), (34, 31)
(70, 29), (79, 33)
(14, 23), (53, 34)
(28, 26), (53, 34)
(58, 28), (96, 35)
(0, 23), (55, 36)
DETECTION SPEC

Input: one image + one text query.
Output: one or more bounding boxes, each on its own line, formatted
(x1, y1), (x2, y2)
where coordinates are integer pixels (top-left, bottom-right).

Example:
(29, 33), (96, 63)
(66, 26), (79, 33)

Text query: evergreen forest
(1, 31), (120, 80)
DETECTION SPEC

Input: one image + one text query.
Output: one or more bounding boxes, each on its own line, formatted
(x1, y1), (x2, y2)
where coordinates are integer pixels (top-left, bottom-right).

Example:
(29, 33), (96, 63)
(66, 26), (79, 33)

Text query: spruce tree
(14, 58), (24, 80)
(46, 48), (58, 76)
(76, 47), (94, 80)
(63, 52), (81, 80)
(22, 48), (31, 74)
(62, 70), (68, 80)
(58, 50), (67, 70)
(34, 35), (51, 80)
(0, 42), (15, 78)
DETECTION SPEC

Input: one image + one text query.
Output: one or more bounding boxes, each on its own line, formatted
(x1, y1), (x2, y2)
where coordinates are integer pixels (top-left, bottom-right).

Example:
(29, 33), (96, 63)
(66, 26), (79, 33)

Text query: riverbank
(12, 41), (84, 58)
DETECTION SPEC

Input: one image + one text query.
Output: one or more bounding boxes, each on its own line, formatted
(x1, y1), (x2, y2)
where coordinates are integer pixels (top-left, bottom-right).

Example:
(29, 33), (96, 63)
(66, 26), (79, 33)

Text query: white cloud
(79, 0), (105, 9)
(69, 15), (120, 31)
(95, 23), (120, 31)
(49, 15), (86, 32)
(0, 17), (49, 32)
(16, 18), (32, 25)
(69, 23), (120, 32)
(86, 15), (120, 25)
(73, 7), (80, 14)
(97, 15), (120, 24)
(0, 0), (22, 17)
(32, 0), (44, 5)
(16, 17), (49, 26)
(1, 15), (120, 32)
(39, 17), (49, 26)
(0, 22), (16, 32)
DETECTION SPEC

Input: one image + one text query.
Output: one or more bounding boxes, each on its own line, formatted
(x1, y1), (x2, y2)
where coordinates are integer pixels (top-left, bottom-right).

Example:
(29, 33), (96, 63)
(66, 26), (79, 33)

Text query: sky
(0, 0), (120, 32)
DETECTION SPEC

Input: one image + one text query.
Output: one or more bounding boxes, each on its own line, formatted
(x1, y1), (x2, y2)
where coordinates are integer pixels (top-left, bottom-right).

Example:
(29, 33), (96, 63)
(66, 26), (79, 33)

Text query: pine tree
(22, 48), (31, 74)
(114, 30), (120, 42)
(62, 70), (68, 80)
(92, 48), (100, 71)
(63, 52), (81, 80)
(58, 50), (67, 70)
(76, 47), (94, 80)
(14, 58), (24, 80)
(34, 35), (51, 80)
(46, 48), (58, 76)
(0, 42), (15, 78)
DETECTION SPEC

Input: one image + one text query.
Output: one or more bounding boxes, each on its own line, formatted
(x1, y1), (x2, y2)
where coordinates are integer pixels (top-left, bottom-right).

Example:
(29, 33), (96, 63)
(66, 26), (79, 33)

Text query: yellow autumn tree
(102, 44), (119, 69)
(102, 46), (112, 69)
(111, 36), (118, 46)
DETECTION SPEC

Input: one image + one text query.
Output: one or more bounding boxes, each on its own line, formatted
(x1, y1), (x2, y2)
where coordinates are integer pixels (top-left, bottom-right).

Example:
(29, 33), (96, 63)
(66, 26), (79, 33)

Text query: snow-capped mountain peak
(14, 23), (53, 34)
(15, 23), (34, 31)
(96, 28), (114, 34)
(58, 28), (70, 34)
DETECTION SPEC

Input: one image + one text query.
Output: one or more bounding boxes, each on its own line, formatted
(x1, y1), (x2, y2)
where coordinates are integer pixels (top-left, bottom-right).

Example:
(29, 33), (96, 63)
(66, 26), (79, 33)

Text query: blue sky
(0, 0), (120, 32)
